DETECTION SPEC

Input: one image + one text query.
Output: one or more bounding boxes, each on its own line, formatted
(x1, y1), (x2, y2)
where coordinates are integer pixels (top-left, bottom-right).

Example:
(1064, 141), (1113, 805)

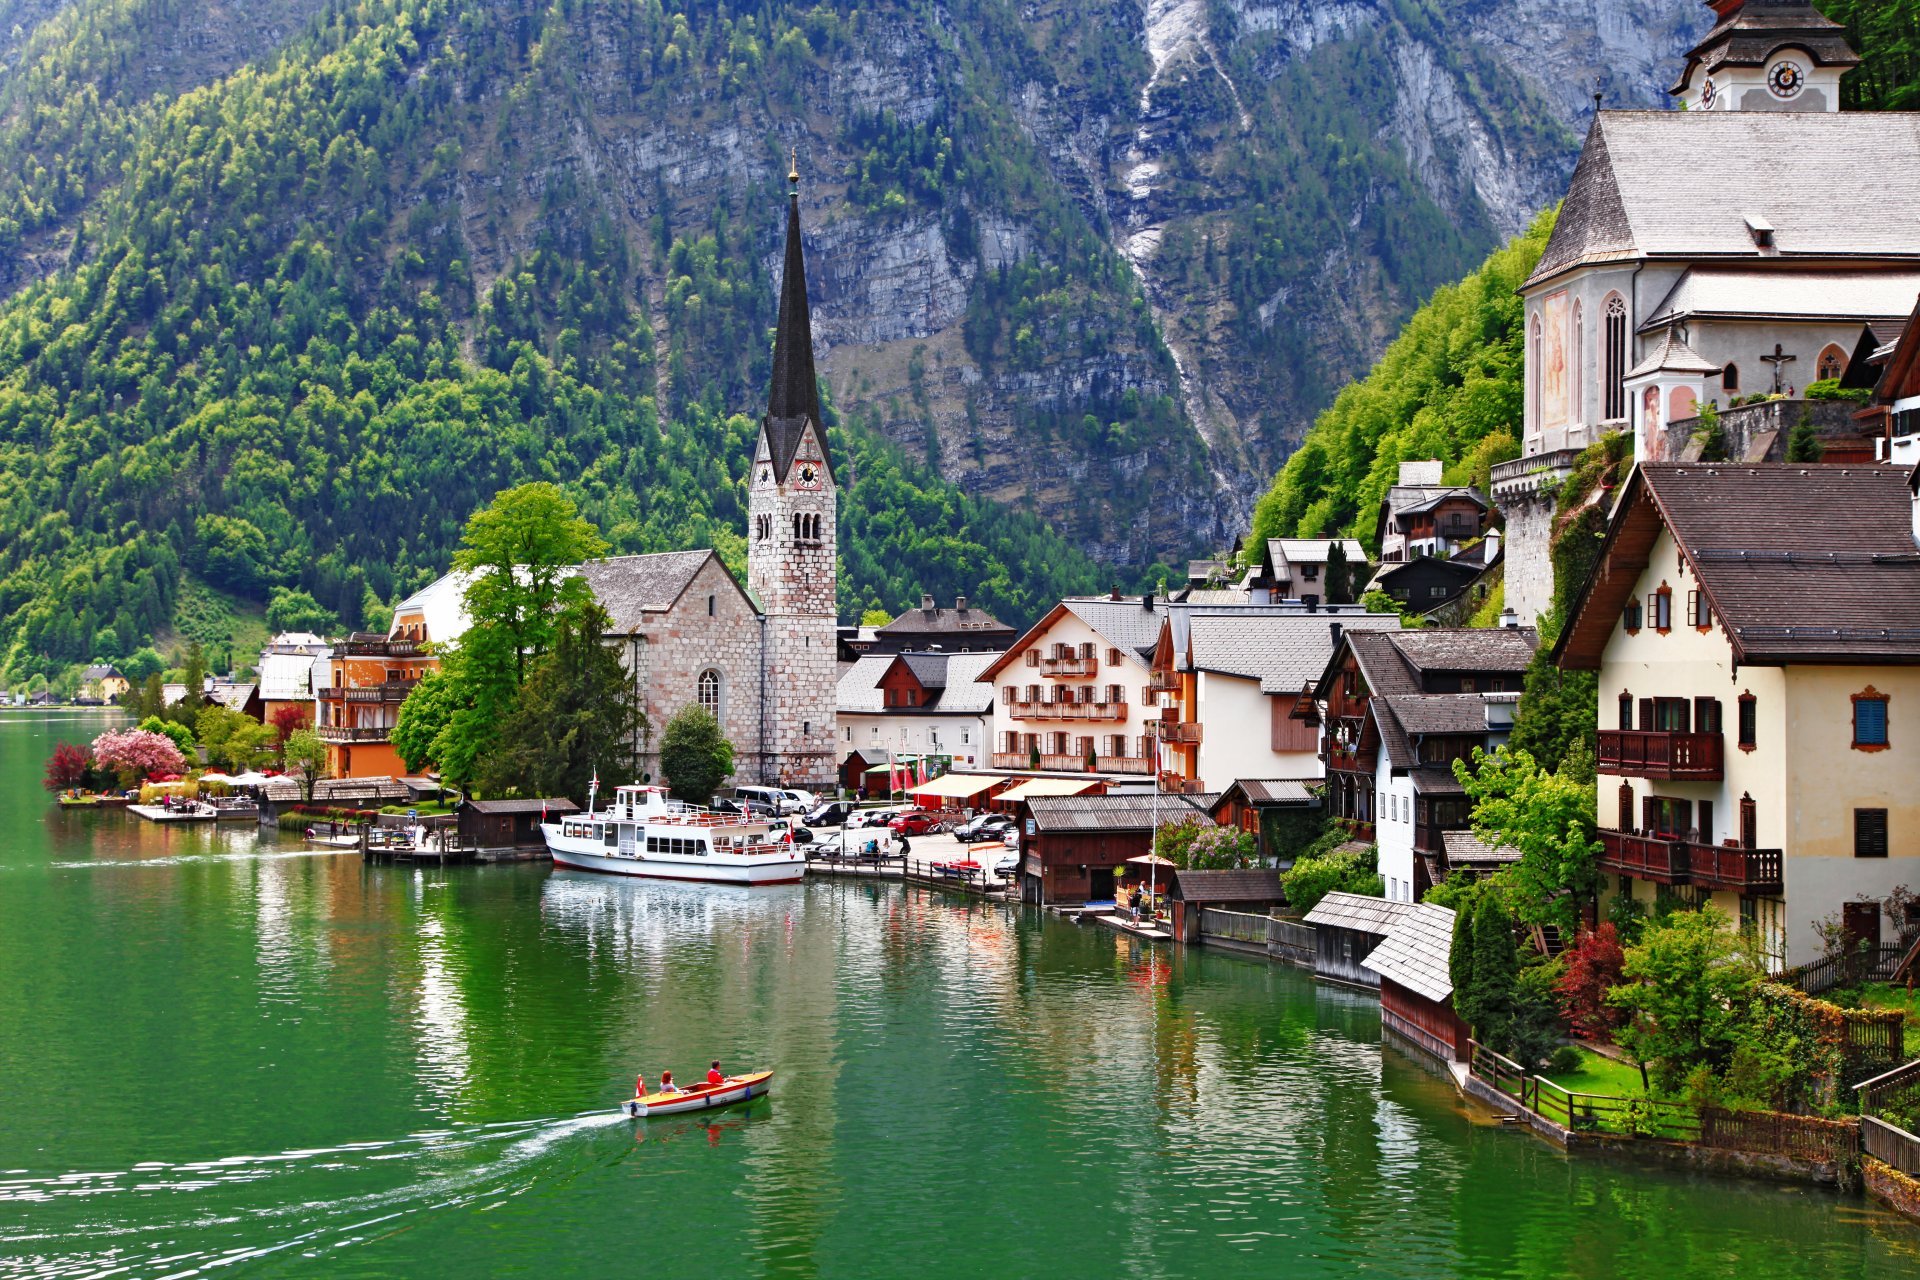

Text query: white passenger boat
(540, 783), (806, 885)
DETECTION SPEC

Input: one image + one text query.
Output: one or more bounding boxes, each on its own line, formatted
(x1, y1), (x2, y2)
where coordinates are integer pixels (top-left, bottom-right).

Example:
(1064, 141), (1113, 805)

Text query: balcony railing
(320, 680), (420, 704)
(343, 638), (425, 658)
(1158, 772), (1206, 795)
(1597, 730), (1724, 781)
(1010, 701), (1125, 721)
(1107, 758), (1152, 775)
(1040, 656), (1098, 677)
(990, 752), (1153, 775)
(991, 752), (1031, 770)
(1148, 672), (1180, 694)
(1160, 721), (1203, 745)
(1598, 829), (1783, 893)
(318, 725), (393, 743)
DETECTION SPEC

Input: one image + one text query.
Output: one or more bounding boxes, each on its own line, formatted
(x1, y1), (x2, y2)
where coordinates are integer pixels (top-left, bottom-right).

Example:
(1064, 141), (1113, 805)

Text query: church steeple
(1671, 1), (1858, 112)
(763, 158), (829, 481)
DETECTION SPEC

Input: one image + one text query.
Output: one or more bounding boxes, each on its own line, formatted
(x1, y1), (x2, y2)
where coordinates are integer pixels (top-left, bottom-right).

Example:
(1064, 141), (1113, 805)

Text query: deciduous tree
(282, 728), (328, 804)
(1609, 906), (1759, 1094)
(90, 728), (186, 785)
(1453, 747), (1600, 932)
(659, 706), (734, 804)
(43, 742), (91, 792)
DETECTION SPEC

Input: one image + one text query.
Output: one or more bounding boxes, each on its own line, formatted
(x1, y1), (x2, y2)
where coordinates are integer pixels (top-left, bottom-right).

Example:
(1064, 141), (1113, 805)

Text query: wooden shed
(1361, 902), (1468, 1064)
(458, 798), (579, 850)
(1021, 792), (1218, 905)
(1166, 868), (1287, 944)
(1301, 891), (1416, 987)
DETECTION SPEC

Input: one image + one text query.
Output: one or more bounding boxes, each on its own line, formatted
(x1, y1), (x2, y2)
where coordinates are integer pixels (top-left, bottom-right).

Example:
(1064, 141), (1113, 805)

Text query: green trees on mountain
(1246, 208), (1551, 554)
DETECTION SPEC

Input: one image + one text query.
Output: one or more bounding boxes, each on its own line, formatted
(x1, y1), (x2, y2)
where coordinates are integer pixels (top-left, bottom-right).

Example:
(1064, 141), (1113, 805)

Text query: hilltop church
(324, 169), (839, 789)
(1494, 0), (1920, 622)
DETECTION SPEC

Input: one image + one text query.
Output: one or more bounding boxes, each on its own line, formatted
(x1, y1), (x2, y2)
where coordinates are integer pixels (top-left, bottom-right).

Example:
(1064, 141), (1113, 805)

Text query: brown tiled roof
(876, 602), (1015, 637)
(1442, 830), (1520, 865)
(1377, 694), (1493, 736)
(1026, 792), (1220, 833)
(1557, 464), (1920, 668)
(1390, 628), (1538, 675)
(1167, 868), (1285, 905)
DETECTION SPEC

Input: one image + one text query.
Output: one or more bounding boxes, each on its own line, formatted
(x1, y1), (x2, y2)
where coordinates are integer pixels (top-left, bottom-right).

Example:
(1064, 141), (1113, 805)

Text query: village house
(1306, 627), (1538, 903)
(1868, 295), (1920, 464)
(1362, 902), (1468, 1066)
(76, 664), (128, 703)
(861, 596), (1017, 656)
(1493, 0), (1920, 622)
(836, 650), (999, 780)
(1554, 462), (1920, 969)
(1368, 531), (1502, 621)
(1149, 606), (1402, 793)
(324, 176), (841, 790)
(1209, 779), (1320, 866)
(1374, 461), (1490, 563)
(257, 632), (329, 728)
(1018, 790), (1218, 905)
(978, 593), (1169, 784)
(1246, 538), (1369, 606)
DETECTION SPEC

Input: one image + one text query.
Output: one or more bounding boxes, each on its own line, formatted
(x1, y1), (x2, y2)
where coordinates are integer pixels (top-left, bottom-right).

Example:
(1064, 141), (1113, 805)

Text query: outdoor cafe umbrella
(228, 770), (273, 787)
(1124, 854), (1174, 868)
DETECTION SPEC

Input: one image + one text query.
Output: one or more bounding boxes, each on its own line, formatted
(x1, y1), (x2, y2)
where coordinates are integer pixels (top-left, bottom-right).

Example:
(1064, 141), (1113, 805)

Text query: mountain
(0, 0), (1701, 675)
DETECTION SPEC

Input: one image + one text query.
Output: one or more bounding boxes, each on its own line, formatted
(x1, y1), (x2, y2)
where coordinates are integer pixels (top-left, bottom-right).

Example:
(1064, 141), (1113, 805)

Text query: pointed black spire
(763, 152), (829, 481)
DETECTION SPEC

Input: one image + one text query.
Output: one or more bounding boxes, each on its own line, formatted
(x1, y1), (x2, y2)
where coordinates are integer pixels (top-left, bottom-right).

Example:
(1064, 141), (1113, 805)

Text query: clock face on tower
(797, 463), (821, 489)
(1768, 60), (1805, 100)
(1700, 76), (1716, 108)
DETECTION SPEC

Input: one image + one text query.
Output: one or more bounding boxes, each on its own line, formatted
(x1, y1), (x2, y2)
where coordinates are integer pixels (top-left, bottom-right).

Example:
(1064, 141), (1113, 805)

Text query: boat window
(604, 825), (618, 847)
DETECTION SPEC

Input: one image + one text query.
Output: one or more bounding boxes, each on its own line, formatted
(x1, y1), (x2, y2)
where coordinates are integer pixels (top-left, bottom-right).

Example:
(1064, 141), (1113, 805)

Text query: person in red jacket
(707, 1061), (726, 1087)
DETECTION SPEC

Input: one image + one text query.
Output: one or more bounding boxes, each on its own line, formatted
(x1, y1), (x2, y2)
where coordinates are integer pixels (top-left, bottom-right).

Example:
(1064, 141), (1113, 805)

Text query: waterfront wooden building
(1166, 868), (1285, 943)
(1301, 891), (1416, 987)
(458, 798), (579, 850)
(1361, 902), (1468, 1064)
(1020, 791), (1217, 905)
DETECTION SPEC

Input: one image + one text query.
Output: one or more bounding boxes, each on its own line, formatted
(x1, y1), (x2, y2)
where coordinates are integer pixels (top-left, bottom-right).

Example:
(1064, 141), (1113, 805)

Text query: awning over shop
(997, 777), (1101, 803)
(907, 774), (1002, 801)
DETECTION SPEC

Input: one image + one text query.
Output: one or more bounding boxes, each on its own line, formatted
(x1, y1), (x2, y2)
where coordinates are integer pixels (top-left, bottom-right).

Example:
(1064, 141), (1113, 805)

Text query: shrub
(1555, 924), (1628, 1043)
(1281, 844), (1381, 914)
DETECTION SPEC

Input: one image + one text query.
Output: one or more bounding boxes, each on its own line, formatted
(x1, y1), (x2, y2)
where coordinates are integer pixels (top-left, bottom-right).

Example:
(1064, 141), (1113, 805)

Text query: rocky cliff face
(0, 0), (1705, 573)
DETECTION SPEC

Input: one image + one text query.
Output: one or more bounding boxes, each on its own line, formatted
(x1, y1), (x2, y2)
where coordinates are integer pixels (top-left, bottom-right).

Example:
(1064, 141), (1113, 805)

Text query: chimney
(920, 593), (935, 615)
(1110, 584), (1123, 601)
(1500, 606), (1521, 629)
(1329, 621), (1343, 647)
(955, 596), (968, 613)
(1484, 527), (1503, 558)
(1141, 592), (1155, 610)
(1304, 594), (1319, 612)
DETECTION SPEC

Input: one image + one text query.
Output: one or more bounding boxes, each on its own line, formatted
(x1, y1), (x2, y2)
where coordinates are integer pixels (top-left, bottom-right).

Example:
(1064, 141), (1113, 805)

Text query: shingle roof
(1643, 269), (1920, 329)
(836, 655), (895, 713)
(1062, 597), (1167, 659)
(1026, 792), (1220, 833)
(1361, 904), (1458, 1003)
(1377, 694), (1493, 736)
(1272, 537), (1367, 564)
(579, 551), (726, 629)
(207, 682), (256, 712)
(81, 665), (121, 680)
(1168, 868), (1285, 905)
(465, 798), (581, 815)
(1559, 464), (1920, 667)
(1217, 778), (1317, 806)
(1188, 612), (1402, 691)
(1442, 830), (1520, 864)
(1303, 892), (1416, 935)
(1529, 112), (1920, 286)
(875, 600), (1014, 637)
(899, 653), (949, 690)
(1411, 768), (1469, 797)
(835, 651), (999, 715)
(1389, 628), (1538, 675)
(1341, 630), (1423, 698)
(1627, 329), (1722, 379)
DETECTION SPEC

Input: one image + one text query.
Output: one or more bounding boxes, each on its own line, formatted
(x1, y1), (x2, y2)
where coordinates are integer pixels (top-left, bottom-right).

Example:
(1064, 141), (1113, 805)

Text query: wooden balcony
(1107, 757), (1152, 775)
(1597, 730), (1724, 781)
(343, 637), (425, 658)
(1040, 656), (1097, 677)
(991, 753), (1031, 770)
(990, 752), (1152, 775)
(1160, 721), (1203, 745)
(1598, 829), (1783, 893)
(318, 725), (393, 743)
(1148, 671), (1180, 694)
(1159, 772), (1206, 795)
(319, 680), (420, 704)
(1010, 702), (1124, 722)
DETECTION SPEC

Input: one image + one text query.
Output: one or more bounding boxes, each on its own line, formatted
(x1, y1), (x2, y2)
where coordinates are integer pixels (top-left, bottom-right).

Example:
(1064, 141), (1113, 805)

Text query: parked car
(767, 820), (814, 845)
(888, 810), (943, 836)
(779, 788), (819, 812)
(1002, 828), (1020, 848)
(805, 800), (857, 828)
(953, 813), (1013, 843)
(846, 806), (902, 830)
(993, 851), (1021, 878)
(736, 784), (805, 815)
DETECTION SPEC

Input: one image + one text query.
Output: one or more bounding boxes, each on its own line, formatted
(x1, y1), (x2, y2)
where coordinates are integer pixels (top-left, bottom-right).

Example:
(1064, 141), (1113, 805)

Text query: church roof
(1671, 0), (1859, 96)
(1627, 329), (1723, 379)
(762, 180), (832, 483)
(579, 551), (737, 629)
(1643, 268), (1920, 330)
(1528, 111), (1920, 287)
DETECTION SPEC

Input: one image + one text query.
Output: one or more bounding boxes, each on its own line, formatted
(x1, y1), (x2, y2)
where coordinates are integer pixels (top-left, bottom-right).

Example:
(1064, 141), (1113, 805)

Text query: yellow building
(318, 575), (466, 779)
(78, 664), (130, 702)
(1556, 462), (1920, 968)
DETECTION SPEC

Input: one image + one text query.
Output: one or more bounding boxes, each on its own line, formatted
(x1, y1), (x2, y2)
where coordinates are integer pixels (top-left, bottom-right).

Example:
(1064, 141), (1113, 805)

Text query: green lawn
(1542, 1045), (1647, 1098)
(1843, 982), (1920, 1028)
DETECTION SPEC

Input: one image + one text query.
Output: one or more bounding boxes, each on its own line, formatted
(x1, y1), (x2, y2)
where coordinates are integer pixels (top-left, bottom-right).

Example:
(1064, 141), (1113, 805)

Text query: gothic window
(1571, 300), (1584, 422)
(1722, 363), (1740, 394)
(1603, 294), (1628, 420)
(1817, 344), (1846, 383)
(1527, 315), (1543, 431)
(697, 669), (722, 719)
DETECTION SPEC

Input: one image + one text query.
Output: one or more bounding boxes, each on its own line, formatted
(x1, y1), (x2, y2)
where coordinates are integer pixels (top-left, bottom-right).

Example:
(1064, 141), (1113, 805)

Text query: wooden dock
(127, 804), (216, 824)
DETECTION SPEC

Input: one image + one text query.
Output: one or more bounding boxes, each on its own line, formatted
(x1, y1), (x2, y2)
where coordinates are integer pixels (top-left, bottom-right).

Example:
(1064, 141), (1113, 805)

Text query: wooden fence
(1469, 1042), (1697, 1139)
(1857, 1057), (1920, 1120)
(1696, 1107), (1858, 1164)
(1199, 908), (1268, 945)
(1863, 1115), (1920, 1178)
(1782, 944), (1909, 995)
(1268, 917), (1315, 965)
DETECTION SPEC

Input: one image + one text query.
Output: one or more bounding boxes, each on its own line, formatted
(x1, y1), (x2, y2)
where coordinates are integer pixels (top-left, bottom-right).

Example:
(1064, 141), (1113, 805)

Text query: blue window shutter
(1857, 698), (1888, 745)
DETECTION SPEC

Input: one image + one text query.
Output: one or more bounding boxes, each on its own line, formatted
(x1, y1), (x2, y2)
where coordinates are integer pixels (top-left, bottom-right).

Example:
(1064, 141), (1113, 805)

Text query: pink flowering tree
(90, 728), (188, 786)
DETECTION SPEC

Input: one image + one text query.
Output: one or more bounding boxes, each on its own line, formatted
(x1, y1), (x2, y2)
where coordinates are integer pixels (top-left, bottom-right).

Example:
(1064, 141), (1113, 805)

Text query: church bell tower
(747, 156), (838, 787)
(1672, 1), (1859, 113)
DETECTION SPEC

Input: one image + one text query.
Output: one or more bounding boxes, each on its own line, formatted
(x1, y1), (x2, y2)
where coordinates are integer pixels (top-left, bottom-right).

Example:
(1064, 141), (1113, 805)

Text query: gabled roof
(1390, 628), (1538, 675)
(1527, 112), (1920, 288)
(1025, 791), (1219, 833)
(1556, 464), (1920, 668)
(464, 798), (581, 815)
(580, 551), (743, 630)
(1377, 693), (1494, 736)
(1441, 830), (1520, 865)
(1167, 868), (1285, 904)
(1188, 611), (1402, 692)
(835, 650), (999, 715)
(80, 665), (122, 680)
(874, 599), (1014, 638)
(980, 595), (1169, 683)
(1210, 777), (1318, 810)
(1627, 329), (1723, 380)
(1361, 903), (1458, 1002)
(1303, 892), (1416, 935)
(836, 654), (896, 713)
(207, 682), (257, 713)
(1874, 295), (1920, 407)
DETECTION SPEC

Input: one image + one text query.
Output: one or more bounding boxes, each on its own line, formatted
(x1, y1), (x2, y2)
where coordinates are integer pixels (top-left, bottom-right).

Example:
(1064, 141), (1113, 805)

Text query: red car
(888, 810), (942, 836)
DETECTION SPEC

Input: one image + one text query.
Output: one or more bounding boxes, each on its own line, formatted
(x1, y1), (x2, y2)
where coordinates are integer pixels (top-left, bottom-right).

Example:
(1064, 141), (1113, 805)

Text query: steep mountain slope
(0, 0), (1704, 674)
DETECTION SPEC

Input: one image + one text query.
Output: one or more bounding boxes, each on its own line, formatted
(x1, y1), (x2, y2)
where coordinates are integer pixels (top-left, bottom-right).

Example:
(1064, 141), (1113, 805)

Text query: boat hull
(545, 832), (805, 885)
(622, 1071), (773, 1118)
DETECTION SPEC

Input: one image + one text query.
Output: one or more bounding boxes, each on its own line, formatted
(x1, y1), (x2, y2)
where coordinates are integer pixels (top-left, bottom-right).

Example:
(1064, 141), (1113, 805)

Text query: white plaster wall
(1194, 671), (1321, 790)
(989, 612), (1158, 760)
(1373, 743), (1417, 903)
(840, 711), (991, 770)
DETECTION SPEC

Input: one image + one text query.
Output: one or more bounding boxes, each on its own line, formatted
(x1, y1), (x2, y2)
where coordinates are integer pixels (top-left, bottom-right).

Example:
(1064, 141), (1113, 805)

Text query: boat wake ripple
(0, 1111), (630, 1277)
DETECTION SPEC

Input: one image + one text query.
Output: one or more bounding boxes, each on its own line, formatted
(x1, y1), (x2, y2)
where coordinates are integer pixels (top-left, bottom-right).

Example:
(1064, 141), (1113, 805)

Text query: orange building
(317, 575), (466, 779)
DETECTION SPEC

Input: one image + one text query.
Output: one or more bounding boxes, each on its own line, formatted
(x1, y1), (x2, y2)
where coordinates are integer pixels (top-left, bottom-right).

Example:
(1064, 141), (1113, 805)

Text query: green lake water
(2, 711), (1917, 1277)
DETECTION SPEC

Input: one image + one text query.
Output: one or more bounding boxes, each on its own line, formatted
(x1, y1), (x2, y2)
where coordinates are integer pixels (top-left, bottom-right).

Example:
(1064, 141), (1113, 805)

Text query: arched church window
(1603, 294), (1628, 420)
(1817, 344), (1846, 383)
(1723, 363), (1739, 394)
(1527, 315), (1543, 431)
(792, 512), (803, 541)
(697, 669), (722, 719)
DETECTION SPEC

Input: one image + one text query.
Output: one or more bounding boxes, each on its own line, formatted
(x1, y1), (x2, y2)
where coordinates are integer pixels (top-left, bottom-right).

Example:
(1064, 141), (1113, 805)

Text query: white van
(778, 787), (818, 812)
(735, 785), (804, 815)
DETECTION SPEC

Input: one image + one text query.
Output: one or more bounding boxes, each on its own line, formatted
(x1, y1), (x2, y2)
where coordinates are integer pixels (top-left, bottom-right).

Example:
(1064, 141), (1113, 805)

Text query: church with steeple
(1493, 0), (1920, 624)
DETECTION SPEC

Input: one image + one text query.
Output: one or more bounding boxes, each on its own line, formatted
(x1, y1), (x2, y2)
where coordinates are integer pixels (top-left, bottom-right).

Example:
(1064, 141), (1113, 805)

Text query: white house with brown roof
(836, 650), (998, 773)
(1556, 462), (1920, 969)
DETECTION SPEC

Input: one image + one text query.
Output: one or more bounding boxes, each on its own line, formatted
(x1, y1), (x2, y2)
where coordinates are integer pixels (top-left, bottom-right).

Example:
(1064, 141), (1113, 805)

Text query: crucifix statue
(1760, 343), (1797, 395)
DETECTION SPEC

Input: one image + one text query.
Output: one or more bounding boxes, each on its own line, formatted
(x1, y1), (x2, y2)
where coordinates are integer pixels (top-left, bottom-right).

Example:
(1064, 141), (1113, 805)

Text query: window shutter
(1639, 698), (1654, 731)
(1856, 697), (1888, 747)
(1026, 649), (1038, 667)
(1856, 808), (1889, 858)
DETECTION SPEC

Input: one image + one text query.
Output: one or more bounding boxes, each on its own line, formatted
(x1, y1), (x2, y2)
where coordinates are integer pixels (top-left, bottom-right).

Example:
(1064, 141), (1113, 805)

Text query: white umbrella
(229, 771), (273, 787)
(198, 771), (234, 782)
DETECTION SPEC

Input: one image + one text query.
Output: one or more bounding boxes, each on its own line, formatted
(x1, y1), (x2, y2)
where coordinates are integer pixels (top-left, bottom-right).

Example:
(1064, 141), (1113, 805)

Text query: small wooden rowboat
(622, 1070), (773, 1118)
